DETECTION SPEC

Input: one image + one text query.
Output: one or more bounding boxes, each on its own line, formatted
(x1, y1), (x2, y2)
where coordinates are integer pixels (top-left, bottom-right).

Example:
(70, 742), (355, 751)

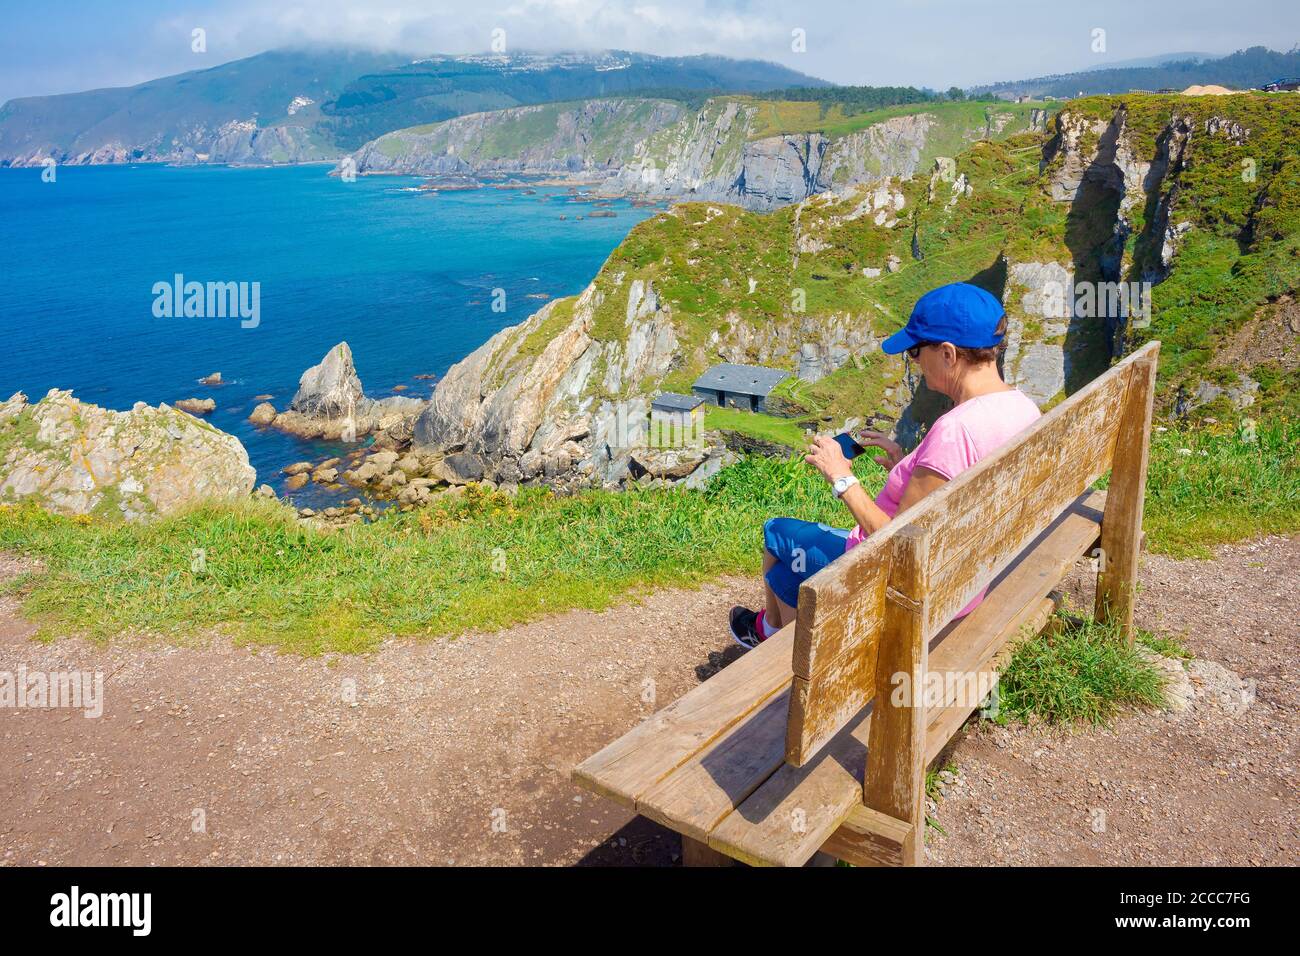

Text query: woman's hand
(857, 429), (903, 470)
(805, 435), (853, 484)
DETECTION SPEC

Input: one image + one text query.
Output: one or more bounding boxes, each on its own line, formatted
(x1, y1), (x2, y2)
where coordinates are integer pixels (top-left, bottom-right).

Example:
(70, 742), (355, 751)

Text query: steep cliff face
(3, 120), (340, 167)
(351, 98), (687, 177)
(351, 97), (1053, 211)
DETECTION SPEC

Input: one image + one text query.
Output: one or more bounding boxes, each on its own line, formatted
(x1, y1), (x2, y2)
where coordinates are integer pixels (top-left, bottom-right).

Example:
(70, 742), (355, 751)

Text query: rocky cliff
(351, 97), (1051, 211)
(0, 390), (256, 520)
(2, 120), (340, 168)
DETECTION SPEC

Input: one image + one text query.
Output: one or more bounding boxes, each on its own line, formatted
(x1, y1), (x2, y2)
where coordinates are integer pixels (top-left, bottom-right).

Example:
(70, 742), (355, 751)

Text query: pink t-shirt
(845, 388), (1042, 616)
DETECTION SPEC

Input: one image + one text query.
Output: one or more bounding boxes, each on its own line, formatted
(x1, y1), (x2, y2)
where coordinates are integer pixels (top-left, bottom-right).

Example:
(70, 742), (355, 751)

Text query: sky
(1, 0), (1297, 104)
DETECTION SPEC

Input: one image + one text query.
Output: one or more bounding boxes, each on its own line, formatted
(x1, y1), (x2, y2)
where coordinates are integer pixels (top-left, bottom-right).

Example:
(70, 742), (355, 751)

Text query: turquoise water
(0, 164), (655, 500)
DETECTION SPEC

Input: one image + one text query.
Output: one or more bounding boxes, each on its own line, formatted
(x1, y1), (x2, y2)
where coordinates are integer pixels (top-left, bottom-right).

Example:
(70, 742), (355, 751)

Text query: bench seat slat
(637, 688), (792, 842)
(571, 624), (795, 807)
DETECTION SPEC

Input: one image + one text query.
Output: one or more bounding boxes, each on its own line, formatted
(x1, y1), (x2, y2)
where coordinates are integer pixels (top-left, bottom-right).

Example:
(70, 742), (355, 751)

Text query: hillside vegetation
(510, 91), (1300, 423)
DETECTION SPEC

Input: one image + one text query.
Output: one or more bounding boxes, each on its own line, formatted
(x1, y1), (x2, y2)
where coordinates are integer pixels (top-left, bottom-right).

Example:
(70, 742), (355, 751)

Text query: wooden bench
(573, 341), (1160, 866)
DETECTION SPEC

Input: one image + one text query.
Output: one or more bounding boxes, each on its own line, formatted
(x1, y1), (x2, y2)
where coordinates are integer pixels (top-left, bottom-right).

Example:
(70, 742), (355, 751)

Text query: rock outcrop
(266, 342), (425, 442)
(0, 390), (255, 521)
(409, 279), (741, 490)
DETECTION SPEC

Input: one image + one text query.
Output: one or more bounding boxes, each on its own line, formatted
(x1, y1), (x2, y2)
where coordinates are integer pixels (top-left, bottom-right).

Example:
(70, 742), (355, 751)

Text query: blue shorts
(763, 517), (852, 609)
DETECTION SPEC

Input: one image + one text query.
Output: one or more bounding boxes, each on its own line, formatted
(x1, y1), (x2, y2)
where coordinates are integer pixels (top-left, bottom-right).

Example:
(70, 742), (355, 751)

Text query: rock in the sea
(273, 341), (425, 441)
(290, 342), (365, 419)
(199, 372), (223, 385)
(175, 397), (216, 415)
(0, 390), (256, 521)
(248, 402), (277, 426)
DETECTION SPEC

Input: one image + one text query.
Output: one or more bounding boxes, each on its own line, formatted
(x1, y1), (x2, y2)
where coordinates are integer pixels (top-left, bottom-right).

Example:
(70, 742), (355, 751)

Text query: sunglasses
(905, 341), (939, 359)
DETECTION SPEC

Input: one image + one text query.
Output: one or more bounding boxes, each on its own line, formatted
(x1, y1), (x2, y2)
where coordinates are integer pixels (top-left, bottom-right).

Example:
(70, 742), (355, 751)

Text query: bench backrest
(785, 341), (1160, 765)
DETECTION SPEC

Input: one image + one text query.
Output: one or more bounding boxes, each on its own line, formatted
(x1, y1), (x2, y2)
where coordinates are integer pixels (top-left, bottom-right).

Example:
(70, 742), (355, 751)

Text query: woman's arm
(805, 435), (949, 534)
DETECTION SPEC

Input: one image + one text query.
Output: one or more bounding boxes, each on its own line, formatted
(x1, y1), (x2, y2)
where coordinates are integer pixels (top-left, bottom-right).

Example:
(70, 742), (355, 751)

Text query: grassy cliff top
(728, 97), (1056, 140)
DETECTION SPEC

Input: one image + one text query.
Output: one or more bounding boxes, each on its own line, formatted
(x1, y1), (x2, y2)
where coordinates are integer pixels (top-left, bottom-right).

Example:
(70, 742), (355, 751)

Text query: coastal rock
(629, 446), (710, 480)
(0, 389), (255, 521)
(175, 397), (216, 415)
(352, 96), (1044, 213)
(248, 402), (278, 425)
(291, 342), (366, 419)
(432, 452), (487, 485)
(273, 341), (426, 441)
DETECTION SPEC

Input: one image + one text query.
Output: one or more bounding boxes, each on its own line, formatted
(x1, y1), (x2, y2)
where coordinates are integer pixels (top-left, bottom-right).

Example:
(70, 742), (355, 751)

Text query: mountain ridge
(0, 47), (825, 168)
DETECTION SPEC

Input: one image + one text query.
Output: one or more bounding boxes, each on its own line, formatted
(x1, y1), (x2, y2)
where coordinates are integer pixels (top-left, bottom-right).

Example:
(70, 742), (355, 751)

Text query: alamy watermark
(152, 274), (260, 328)
(1, 665), (104, 718)
(888, 668), (999, 712)
(1039, 279), (1152, 330)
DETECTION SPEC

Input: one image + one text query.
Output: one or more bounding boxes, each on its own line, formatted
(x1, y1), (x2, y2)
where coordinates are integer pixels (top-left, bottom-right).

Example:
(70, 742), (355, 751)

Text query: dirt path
(0, 536), (1295, 867)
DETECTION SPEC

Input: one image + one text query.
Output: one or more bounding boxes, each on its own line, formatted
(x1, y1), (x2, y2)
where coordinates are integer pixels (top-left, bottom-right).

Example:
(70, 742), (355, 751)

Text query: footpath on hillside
(0, 535), (1294, 866)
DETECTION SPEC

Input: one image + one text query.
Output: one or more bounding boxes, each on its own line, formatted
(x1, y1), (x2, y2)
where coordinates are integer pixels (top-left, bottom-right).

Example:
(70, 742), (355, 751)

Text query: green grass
(703, 406), (807, 448)
(993, 615), (1170, 727)
(1141, 417), (1299, 558)
(924, 761), (959, 836)
(0, 455), (885, 655)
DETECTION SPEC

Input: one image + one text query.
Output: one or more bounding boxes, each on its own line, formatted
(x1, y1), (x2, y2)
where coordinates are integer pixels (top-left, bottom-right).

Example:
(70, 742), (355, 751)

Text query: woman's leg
(761, 517), (850, 628)
(761, 551), (789, 627)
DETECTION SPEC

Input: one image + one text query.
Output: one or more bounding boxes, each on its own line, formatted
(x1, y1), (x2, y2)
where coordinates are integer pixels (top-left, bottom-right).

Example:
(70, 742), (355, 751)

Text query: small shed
(652, 392), (704, 426)
(692, 363), (789, 413)
(651, 392), (705, 446)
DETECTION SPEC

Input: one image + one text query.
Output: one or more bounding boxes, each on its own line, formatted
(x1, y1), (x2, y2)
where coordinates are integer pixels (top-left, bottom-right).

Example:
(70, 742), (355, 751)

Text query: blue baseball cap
(881, 282), (1006, 355)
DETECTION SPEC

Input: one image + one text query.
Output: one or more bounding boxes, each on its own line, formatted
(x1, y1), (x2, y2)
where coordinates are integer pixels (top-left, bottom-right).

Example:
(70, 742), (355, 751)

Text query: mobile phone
(833, 431), (866, 460)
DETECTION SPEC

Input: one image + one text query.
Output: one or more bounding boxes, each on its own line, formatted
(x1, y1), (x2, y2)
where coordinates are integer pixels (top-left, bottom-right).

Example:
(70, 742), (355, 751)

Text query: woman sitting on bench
(730, 282), (1042, 649)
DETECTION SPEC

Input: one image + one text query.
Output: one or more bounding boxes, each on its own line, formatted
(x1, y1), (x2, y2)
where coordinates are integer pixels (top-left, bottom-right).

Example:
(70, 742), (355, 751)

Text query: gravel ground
(0, 534), (1295, 867)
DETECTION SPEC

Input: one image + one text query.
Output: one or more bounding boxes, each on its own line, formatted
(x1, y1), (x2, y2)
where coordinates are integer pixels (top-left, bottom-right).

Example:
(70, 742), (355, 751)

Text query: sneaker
(729, 606), (764, 649)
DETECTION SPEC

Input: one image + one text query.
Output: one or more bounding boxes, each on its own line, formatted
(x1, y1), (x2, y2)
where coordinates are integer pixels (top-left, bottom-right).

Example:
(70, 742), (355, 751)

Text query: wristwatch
(832, 474), (860, 498)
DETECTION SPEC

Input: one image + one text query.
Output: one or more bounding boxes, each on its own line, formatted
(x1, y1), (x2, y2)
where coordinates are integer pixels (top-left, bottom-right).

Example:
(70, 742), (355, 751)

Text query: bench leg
(862, 525), (929, 866)
(1095, 346), (1157, 641)
(681, 835), (734, 867)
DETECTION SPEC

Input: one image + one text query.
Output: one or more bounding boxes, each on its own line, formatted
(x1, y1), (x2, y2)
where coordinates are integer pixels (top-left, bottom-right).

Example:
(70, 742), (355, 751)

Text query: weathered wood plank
(922, 444), (1117, 633)
(709, 707), (872, 866)
(821, 805), (914, 867)
(637, 688), (791, 843)
(790, 489), (1106, 764)
(784, 346), (1155, 764)
(924, 595), (1057, 762)
(918, 362), (1132, 571)
(571, 623), (794, 806)
(787, 636), (878, 771)
(681, 835), (734, 867)
(790, 548), (890, 681)
(862, 525), (929, 866)
(1096, 344), (1159, 638)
